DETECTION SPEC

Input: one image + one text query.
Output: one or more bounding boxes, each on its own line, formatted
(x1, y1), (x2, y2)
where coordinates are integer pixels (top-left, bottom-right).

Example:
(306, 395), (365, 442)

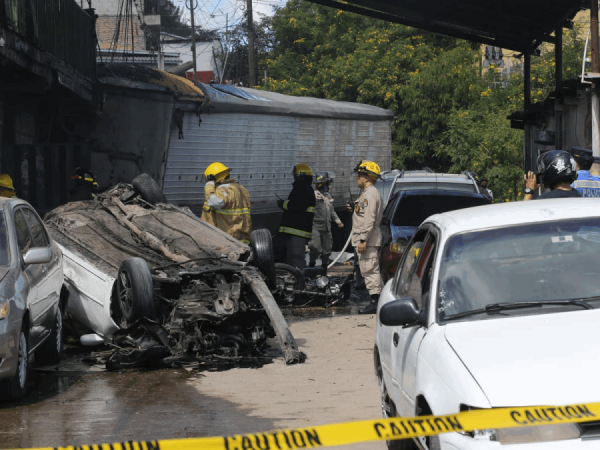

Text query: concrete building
(161, 33), (223, 82)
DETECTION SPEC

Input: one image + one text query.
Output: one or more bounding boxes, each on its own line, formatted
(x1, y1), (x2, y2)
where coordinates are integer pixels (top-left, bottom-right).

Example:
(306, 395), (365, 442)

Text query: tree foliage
(261, 1), (586, 202)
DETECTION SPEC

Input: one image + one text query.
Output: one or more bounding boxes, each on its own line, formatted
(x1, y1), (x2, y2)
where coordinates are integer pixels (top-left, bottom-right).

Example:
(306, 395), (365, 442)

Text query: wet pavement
(0, 269), (371, 449)
(0, 366), (277, 448)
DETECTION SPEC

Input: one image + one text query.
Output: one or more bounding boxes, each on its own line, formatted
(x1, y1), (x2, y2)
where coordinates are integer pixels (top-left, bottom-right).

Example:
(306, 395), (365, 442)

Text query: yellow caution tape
(13, 402), (600, 450)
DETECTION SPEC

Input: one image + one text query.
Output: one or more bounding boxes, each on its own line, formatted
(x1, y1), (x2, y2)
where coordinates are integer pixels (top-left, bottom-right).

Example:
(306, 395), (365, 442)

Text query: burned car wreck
(44, 175), (304, 370)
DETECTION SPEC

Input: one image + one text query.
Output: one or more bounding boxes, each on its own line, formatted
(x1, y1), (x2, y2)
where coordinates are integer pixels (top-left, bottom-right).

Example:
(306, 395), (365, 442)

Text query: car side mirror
(379, 298), (425, 327)
(23, 247), (52, 265)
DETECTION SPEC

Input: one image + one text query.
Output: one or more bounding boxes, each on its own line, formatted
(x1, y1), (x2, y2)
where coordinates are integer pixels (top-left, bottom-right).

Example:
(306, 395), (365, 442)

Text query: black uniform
(278, 179), (316, 268)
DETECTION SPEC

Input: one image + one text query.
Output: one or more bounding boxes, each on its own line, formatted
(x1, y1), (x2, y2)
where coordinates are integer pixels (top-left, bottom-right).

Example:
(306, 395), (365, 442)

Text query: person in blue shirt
(570, 147), (600, 198)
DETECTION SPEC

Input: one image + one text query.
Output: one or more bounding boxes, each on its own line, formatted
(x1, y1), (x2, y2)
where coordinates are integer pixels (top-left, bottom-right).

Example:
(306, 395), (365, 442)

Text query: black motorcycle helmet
(537, 150), (577, 189)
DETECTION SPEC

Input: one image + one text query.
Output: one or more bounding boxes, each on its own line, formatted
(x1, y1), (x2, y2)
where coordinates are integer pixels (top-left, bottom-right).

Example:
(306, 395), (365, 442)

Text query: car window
(394, 182), (476, 193)
(0, 212), (9, 266)
(393, 231), (427, 298)
(14, 210), (33, 254)
(392, 194), (490, 227)
(437, 218), (600, 322)
(395, 234), (437, 309)
(21, 208), (49, 248)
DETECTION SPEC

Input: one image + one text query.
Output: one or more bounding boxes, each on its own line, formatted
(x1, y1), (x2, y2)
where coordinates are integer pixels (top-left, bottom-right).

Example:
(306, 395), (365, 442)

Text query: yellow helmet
(354, 160), (381, 181)
(205, 162), (231, 182)
(291, 163), (313, 177)
(0, 174), (15, 191)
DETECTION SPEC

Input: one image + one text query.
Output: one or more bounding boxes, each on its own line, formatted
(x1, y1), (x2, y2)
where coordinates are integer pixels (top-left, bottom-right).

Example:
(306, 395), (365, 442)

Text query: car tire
(35, 305), (63, 365)
(274, 263), (306, 305)
(117, 257), (156, 323)
(0, 328), (29, 400)
(132, 173), (168, 205)
(250, 229), (276, 287)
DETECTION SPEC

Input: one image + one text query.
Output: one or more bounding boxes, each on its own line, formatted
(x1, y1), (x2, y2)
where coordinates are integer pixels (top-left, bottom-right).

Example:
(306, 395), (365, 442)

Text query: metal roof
(307, 0), (587, 53)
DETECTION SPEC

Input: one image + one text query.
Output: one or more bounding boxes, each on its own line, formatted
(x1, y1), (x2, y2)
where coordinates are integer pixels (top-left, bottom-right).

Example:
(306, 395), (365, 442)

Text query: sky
(173, 0), (287, 35)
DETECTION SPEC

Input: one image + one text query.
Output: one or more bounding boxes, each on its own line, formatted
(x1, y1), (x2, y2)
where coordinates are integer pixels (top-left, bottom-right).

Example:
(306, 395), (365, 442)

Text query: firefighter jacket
(202, 180), (252, 244)
(278, 179), (316, 239)
(313, 190), (341, 232)
(351, 184), (383, 247)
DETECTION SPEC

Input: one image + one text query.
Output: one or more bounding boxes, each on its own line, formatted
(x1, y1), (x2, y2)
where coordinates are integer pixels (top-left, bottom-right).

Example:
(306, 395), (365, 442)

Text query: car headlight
(0, 301), (9, 320)
(316, 276), (330, 289)
(494, 423), (580, 444)
(390, 239), (407, 254)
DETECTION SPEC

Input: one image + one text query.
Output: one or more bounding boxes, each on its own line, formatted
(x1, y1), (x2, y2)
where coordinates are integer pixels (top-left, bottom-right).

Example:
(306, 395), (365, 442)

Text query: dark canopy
(307, 0), (587, 53)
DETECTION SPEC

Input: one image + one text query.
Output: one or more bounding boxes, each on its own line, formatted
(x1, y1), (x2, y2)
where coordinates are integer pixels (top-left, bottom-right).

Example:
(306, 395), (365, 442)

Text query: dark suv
(379, 171), (492, 281)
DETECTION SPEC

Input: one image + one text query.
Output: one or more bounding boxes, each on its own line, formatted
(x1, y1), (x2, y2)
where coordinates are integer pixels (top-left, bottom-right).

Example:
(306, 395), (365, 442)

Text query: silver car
(0, 198), (65, 400)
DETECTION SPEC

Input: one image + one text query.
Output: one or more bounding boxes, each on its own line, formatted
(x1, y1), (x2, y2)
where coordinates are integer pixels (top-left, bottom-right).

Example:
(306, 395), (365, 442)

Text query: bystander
(523, 150), (581, 200)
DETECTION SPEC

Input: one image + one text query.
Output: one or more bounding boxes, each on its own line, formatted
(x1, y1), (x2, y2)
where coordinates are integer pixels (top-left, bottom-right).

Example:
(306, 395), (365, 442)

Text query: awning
(306, 0), (587, 53)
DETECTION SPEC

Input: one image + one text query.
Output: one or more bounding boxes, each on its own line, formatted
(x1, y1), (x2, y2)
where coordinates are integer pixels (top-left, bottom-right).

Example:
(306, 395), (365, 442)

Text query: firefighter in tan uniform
(351, 161), (383, 315)
(0, 174), (18, 198)
(201, 162), (252, 244)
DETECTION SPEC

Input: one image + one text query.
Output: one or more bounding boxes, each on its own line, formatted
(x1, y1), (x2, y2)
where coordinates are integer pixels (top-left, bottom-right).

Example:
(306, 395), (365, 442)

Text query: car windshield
(437, 218), (600, 322)
(392, 194), (489, 227)
(0, 213), (9, 266)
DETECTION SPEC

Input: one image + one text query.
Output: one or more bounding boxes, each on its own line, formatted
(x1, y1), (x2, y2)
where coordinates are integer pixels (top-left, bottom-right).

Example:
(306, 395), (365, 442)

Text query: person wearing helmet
(69, 167), (100, 201)
(278, 163), (316, 268)
(569, 147), (600, 198)
(201, 162), (252, 244)
(351, 160), (384, 315)
(523, 150), (581, 200)
(309, 172), (344, 269)
(0, 174), (17, 198)
(478, 177), (494, 200)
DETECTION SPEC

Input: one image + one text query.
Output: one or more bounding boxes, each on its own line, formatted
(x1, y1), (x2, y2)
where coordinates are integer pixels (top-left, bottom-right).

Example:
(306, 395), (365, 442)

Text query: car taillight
(390, 239), (407, 254)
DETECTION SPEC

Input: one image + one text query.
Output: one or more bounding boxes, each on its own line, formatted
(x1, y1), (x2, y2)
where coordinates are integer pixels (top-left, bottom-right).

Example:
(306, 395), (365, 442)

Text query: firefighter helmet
(0, 174), (15, 191)
(353, 160), (381, 181)
(205, 162), (231, 182)
(71, 168), (99, 189)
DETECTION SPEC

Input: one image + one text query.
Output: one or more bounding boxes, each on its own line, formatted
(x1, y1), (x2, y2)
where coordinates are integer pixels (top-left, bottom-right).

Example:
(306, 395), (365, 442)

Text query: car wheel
(381, 382), (417, 450)
(250, 229), (276, 287)
(117, 257), (155, 323)
(132, 173), (168, 205)
(35, 305), (63, 365)
(274, 263), (306, 305)
(0, 328), (29, 400)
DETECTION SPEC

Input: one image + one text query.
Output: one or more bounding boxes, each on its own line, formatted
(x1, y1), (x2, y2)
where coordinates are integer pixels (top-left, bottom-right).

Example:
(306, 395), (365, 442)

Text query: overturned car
(44, 175), (304, 369)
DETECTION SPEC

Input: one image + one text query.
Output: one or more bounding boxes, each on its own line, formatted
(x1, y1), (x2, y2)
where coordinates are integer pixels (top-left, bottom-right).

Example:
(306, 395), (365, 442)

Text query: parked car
(379, 172), (491, 281)
(44, 175), (304, 369)
(374, 199), (600, 449)
(0, 198), (65, 400)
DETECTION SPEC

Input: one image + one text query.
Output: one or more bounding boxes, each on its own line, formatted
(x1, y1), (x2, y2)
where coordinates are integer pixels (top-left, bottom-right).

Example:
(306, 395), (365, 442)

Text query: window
(22, 208), (49, 248)
(0, 213), (9, 266)
(14, 210), (33, 254)
(393, 231), (437, 310)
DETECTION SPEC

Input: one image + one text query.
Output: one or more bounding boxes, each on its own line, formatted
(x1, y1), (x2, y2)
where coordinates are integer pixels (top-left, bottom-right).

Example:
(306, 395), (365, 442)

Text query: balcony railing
(0, 0), (96, 80)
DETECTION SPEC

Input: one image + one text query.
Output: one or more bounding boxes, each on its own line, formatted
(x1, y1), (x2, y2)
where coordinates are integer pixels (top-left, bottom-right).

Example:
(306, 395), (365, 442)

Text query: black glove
(277, 199), (284, 209)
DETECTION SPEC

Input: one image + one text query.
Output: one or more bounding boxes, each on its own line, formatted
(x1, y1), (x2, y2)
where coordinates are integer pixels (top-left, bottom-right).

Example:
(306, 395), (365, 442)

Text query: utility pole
(247, 0), (255, 87)
(188, 0), (198, 81)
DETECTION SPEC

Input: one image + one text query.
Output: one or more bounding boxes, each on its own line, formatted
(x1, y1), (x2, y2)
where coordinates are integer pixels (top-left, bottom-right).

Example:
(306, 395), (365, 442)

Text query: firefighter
(0, 174), (17, 198)
(278, 163), (316, 269)
(202, 162), (252, 244)
(351, 160), (384, 315)
(69, 167), (100, 201)
(309, 172), (343, 269)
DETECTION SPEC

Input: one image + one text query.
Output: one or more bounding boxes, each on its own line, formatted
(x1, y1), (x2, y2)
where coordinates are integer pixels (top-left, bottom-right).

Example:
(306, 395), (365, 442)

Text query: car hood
(391, 225), (417, 241)
(444, 309), (600, 407)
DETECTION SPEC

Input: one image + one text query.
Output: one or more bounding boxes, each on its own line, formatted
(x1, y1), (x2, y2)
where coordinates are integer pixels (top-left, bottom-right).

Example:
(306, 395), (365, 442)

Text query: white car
(374, 198), (600, 449)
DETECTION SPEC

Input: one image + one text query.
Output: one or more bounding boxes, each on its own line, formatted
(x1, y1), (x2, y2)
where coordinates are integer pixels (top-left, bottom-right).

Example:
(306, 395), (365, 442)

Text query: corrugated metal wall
(163, 112), (392, 217)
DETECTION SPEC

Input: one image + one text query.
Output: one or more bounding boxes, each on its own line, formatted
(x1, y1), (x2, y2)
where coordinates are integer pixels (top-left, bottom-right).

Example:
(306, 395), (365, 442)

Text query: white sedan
(374, 199), (600, 449)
